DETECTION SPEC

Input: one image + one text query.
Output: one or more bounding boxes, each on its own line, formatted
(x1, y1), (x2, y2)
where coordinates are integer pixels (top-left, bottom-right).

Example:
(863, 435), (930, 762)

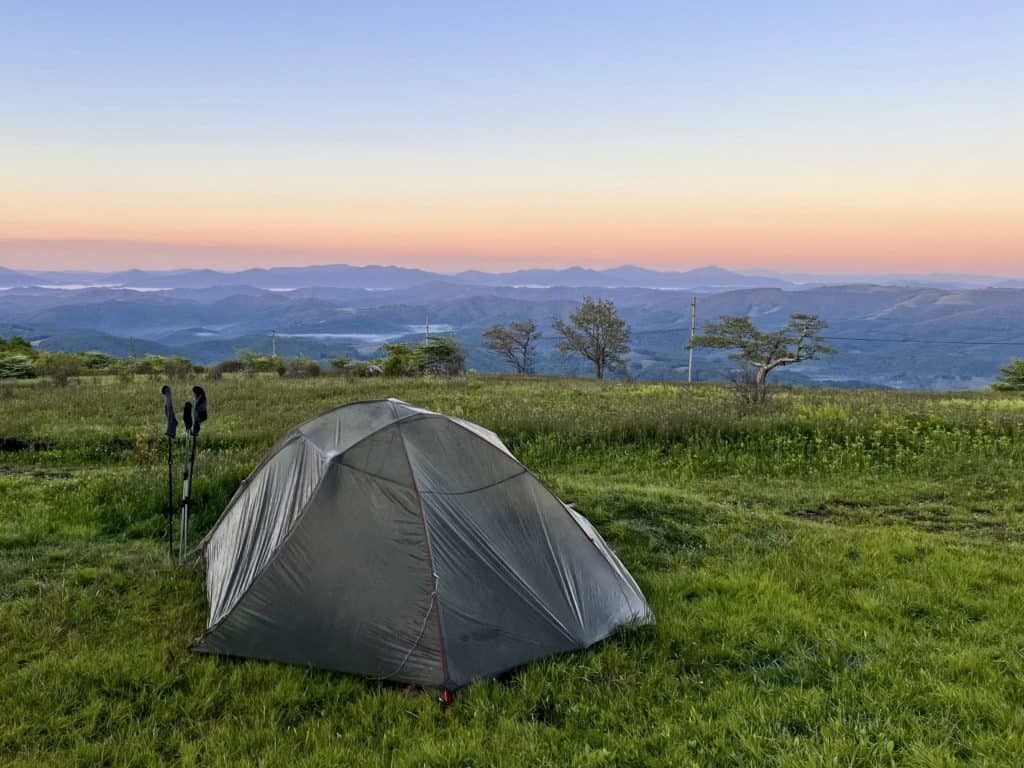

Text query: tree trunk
(755, 366), (768, 403)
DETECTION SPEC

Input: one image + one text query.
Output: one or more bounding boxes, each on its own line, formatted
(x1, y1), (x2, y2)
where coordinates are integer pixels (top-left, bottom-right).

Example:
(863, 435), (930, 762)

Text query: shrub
(381, 343), (416, 377)
(0, 336), (35, 356)
(993, 359), (1024, 391)
(349, 361), (384, 377)
(35, 351), (84, 386)
(133, 354), (194, 380)
(79, 351), (124, 374)
(0, 353), (36, 379)
(213, 359), (245, 375)
(238, 350), (286, 377)
(285, 357), (321, 378)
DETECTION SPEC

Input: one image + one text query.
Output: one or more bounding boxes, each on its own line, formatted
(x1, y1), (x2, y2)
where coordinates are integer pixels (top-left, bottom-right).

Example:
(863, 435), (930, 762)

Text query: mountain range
(0, 264), (793, 291)
(3, 263), (1024, 390)
(3, 261), (1022, 292)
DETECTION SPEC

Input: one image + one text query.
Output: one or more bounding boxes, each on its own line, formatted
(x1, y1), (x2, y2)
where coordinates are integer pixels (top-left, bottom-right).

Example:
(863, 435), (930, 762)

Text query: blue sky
(2, 2), (1022, 272)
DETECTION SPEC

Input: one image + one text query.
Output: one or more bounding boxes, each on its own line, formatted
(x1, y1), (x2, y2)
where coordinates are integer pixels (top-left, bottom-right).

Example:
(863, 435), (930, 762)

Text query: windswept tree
(992, 359), (1024, 391)
(690, 313), (836, 402)
(553, 297), (631, 379)
(482, 320), (542, 374)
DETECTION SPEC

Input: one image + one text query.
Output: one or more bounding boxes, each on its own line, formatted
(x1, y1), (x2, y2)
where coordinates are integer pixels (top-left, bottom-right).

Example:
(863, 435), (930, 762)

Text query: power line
(824, 335), (1024, 347)
(630, 326), (1024, 346)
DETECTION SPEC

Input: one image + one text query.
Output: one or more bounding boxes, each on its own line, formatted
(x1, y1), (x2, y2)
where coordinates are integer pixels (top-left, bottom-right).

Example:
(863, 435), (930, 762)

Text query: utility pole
(271, 330), (277, 357)
(425, 312), (429, 345)
(688, 296), (697, 383)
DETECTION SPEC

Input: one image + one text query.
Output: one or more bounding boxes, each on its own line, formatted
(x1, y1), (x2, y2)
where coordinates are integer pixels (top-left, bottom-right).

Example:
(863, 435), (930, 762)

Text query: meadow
(2, 374), (1024, 766)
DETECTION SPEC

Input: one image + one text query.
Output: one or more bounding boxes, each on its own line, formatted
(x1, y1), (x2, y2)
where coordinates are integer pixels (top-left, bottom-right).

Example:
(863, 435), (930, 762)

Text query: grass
(2, 374), (1024, 766)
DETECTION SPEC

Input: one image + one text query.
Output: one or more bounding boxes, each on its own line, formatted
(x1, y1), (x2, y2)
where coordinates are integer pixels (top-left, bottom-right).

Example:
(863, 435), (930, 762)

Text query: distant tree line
(10, 310), (1022, 395)
(0, 334), (468, 386)
(0, 337), (200, 386)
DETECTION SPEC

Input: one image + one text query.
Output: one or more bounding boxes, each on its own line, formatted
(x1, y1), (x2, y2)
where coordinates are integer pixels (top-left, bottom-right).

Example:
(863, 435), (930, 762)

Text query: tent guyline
(192, 398), (654, 692)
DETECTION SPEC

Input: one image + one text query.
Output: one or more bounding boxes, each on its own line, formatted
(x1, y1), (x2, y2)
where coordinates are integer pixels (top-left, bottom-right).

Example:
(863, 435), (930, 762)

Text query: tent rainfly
(193, 399), (653, 690)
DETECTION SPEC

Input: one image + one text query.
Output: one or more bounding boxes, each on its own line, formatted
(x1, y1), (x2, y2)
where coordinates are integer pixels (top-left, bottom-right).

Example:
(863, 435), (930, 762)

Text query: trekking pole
(161, 385), (178, 563)
(180, 401), (193, 565)
(178, 387), (209, 565)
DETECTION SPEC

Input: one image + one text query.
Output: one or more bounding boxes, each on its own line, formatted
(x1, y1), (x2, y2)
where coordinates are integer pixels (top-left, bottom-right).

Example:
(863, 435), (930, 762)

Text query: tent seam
(443, 419), (620, 562)
(199, 401), (423, 549)
(199, 410), (428, 641)
(390, 399), (451, 690)
(444, 417), (650, 620)
(195, 437), (338, 641)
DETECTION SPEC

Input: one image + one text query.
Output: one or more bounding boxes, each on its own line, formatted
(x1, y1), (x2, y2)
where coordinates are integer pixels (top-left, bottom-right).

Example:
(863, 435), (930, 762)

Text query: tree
(381, 338), (466, 377)
(482, 321), (542, 373)
(993, 359), (1024, 391)
(415, 336), (466, 377)
(690, 313), (836, 402)
(329, 355), (351, 372)
(553, 297), (631, 379)
(381, 343), (416, 376)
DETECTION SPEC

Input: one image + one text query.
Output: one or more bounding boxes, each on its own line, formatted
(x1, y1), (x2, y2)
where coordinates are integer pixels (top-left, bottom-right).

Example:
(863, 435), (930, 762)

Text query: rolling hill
(3, 278), (1024, 388)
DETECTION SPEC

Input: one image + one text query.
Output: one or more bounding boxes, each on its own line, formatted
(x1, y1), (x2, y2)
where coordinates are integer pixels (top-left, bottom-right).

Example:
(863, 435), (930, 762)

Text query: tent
(193, 399), (653, 690)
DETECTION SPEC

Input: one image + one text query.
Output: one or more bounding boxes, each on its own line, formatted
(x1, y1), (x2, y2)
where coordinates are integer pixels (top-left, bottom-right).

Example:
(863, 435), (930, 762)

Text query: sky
(2, 2), (1022, 274)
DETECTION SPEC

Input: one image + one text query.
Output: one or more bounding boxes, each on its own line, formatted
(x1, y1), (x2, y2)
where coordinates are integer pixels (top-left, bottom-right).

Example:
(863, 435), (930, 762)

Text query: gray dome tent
(194, 399), (653, 690)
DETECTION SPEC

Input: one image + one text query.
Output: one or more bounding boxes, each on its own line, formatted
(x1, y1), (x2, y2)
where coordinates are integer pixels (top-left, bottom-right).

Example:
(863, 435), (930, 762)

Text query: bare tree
(552, 297), (631, 379)
(482, 321), (543, 374)
(690, 313), (836, 402)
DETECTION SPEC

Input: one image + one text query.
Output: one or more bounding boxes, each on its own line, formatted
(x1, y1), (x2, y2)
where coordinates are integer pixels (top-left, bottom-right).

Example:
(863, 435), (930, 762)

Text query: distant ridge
(4, 262), (791, 291)
(453, 265), (792, 289)
(2, 256), (1021, 293)
(0, 267), (31, 287)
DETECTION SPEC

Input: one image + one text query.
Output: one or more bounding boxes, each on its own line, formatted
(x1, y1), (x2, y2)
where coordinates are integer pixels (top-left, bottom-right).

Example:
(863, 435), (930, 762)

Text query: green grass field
(3, 375), (1024, 766)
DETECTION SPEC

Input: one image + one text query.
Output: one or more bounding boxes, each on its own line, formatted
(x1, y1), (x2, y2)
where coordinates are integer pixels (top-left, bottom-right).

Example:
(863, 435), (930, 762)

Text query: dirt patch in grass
(788, 506), (833, 523)
(788, 500), (864, 523)
(0, 468), (73, 480)
(0, 437), (54, 453)
(788, 500), (1024, 541)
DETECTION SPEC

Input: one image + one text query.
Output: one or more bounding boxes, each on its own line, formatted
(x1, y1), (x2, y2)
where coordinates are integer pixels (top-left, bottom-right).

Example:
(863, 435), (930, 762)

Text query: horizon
(3, 4), (1022, 274)
(2, 239), (1024, 280)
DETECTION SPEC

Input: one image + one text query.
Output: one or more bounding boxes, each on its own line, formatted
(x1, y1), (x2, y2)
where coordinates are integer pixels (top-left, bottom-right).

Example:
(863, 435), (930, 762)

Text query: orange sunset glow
(2, 5), (1021, 275)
